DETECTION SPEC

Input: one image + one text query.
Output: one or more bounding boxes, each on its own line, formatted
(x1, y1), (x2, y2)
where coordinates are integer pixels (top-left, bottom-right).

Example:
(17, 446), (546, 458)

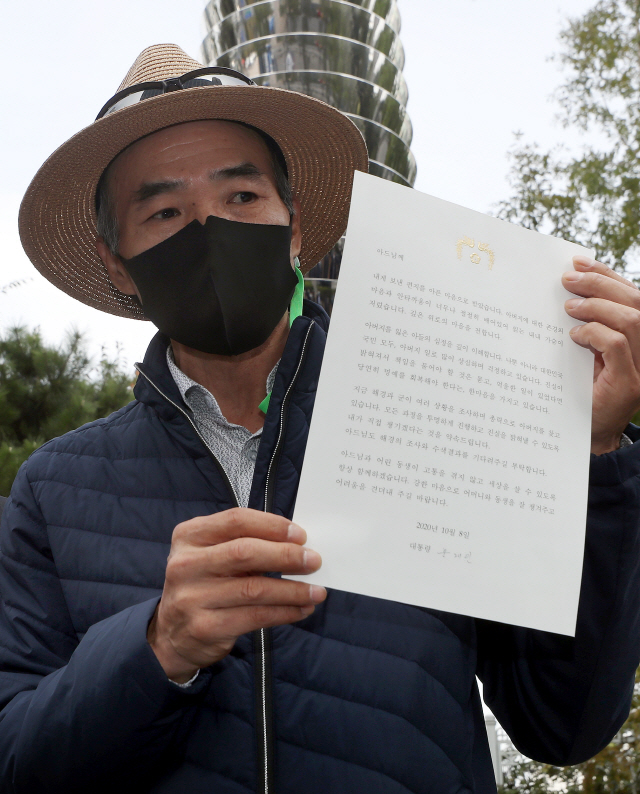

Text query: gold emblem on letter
(456, 236), (475, 259)
(478, 242), (495, 270)
(456, 237), (495, 270)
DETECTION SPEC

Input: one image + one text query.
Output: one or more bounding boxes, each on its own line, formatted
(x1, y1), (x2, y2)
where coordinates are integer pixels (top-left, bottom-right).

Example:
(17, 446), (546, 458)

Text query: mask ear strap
(259, 258), (304, 414)
(289, 257), (304, 327)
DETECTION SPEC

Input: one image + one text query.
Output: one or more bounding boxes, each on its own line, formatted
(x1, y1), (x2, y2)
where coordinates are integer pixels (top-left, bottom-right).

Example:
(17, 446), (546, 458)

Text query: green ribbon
(258, 259), (304, 415)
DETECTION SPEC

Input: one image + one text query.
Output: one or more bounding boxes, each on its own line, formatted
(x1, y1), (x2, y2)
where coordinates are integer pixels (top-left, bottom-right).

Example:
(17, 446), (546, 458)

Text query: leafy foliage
(497, 3), (640, 787)
(0, 326), (134, 495)
(497, 0), (640, 273)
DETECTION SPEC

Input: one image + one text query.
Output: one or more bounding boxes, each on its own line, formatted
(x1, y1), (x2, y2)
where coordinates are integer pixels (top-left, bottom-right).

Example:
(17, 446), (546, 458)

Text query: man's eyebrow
(130, 164), (265, 203)
(209, 163), (266, 181)
(132, 179), (186, 203)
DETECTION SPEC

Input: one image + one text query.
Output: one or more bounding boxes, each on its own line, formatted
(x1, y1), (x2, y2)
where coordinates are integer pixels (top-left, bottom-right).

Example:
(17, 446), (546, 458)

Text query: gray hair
(95, 169), (120, 254)
(95, 125), (295, 255)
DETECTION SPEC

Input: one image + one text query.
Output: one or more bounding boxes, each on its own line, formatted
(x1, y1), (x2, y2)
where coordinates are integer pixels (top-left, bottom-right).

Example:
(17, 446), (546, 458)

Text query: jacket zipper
(134, 366), (241, 507)
(138, 319), (315, 794)
(256, 319), (315, 794)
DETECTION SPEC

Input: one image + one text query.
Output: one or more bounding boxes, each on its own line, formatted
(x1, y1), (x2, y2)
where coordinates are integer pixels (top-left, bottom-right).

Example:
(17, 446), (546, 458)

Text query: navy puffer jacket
(1, 300), (640, 794)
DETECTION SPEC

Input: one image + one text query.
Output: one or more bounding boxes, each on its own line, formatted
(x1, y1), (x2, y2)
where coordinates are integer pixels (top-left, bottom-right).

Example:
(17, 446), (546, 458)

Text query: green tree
(497, 0), (640, 274)
(498, 669), (640, 792)
(0, 326), (134, 496)
(497, 2), (640, 787)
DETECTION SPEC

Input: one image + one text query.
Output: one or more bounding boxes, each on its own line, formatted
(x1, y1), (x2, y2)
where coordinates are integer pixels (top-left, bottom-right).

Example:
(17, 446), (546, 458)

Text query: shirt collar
(166, 345), (279, 430)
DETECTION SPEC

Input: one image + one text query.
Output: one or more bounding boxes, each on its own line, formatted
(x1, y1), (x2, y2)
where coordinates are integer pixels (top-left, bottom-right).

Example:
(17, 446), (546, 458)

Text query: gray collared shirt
(166, 346), (278, 508)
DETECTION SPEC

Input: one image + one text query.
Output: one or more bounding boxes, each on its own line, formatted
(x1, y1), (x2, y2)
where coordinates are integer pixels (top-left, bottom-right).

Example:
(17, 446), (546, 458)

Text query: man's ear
(95, 238), (140, 297)
(290, 198), (302, 262)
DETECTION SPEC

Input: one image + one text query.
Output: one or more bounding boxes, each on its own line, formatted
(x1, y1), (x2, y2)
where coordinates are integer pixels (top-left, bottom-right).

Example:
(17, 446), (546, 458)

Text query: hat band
(96, 66), (256, 121)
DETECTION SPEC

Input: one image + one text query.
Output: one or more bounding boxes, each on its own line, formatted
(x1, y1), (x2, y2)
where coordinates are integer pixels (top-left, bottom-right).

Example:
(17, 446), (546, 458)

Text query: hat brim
(19, 85), (369, 319)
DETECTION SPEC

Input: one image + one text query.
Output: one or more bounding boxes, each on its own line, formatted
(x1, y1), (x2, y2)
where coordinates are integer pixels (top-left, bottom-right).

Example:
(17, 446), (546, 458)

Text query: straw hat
(19, 44), (369, 320)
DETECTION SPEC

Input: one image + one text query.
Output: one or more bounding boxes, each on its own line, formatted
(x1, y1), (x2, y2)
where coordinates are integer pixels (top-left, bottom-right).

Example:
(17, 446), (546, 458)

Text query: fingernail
(569, 326), (579, 335)
(566, 298), (585, 309)
(287, 523), (306, 543)
(573, 255), (596, 268)
(302, 548), (321, 569)
(564, 271), (583, 281)
(300, 605), (315, 617)
(309, 584), (327, 603)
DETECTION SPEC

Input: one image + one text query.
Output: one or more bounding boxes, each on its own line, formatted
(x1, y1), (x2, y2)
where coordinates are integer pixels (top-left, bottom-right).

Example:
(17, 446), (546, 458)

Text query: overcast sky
(1, 0), (595, 369)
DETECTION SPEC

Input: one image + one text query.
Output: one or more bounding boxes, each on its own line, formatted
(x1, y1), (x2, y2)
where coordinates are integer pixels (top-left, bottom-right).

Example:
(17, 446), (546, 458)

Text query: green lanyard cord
(258, 260), (304, 414)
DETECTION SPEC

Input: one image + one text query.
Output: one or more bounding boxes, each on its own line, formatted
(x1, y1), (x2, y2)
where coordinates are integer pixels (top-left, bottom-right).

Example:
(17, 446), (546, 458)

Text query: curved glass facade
(201, 0), (416, 279)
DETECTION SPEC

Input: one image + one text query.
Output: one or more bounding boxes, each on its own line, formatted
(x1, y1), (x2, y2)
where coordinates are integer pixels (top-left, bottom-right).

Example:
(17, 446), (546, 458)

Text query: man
(2, 43), (640, 794)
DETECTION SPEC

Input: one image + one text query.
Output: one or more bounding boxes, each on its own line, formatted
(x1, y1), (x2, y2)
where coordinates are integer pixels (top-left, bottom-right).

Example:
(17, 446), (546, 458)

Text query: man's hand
(564, 255), (640, 455)
(147, 508), (326, 683)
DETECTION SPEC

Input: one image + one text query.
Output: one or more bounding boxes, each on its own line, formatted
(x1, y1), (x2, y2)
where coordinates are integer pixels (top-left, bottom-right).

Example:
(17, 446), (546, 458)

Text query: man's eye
(232, 192), (257, 204)
(151, 208), (179, 220)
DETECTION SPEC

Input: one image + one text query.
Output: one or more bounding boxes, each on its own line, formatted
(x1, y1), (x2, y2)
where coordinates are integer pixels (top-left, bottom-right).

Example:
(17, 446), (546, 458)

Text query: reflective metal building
(201, 0), (416, 288)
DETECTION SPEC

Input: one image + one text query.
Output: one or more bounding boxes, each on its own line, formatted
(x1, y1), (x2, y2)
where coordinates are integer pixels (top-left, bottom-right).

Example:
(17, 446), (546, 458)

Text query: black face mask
(120, 215), (298, 356)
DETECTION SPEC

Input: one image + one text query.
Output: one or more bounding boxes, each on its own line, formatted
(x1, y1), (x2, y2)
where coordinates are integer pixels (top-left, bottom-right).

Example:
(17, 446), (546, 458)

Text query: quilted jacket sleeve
(0, 465), (212, 794)
(477, 436), (640, 765)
